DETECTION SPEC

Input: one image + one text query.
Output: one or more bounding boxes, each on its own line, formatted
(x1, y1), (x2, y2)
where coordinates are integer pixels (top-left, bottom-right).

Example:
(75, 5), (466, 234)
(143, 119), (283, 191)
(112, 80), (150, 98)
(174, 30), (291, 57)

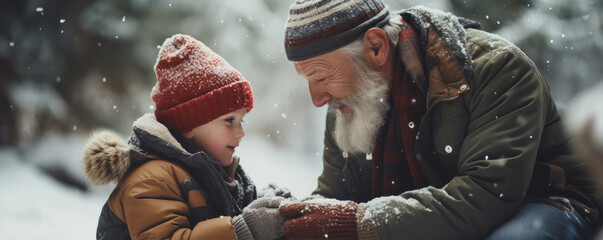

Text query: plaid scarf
(371, 18), (427, 197)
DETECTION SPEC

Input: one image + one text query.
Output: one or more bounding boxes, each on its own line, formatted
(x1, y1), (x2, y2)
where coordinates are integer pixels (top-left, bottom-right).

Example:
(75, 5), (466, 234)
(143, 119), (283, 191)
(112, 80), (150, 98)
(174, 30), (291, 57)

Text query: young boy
(82, 34), (285, 239)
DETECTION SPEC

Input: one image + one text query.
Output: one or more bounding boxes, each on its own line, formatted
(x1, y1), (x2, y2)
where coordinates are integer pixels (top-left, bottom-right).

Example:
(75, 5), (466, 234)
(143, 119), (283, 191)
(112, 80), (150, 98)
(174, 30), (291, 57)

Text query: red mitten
(280, 201), (359, 239)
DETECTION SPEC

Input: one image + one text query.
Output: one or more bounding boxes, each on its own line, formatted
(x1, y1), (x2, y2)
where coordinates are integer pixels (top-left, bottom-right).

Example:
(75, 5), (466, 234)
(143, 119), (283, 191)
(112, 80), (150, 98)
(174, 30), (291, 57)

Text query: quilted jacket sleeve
(110, 160), (238, 240)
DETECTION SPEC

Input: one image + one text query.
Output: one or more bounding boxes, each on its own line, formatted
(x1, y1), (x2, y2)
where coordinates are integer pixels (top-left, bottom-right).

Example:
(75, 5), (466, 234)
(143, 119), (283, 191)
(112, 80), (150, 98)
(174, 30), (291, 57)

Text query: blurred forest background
(0, 0), (601, 238)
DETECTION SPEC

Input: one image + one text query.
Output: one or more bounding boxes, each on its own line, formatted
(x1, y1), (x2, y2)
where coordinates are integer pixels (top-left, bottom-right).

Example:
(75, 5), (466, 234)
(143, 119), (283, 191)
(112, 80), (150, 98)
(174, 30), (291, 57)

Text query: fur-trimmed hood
(81, 113), (240, 186)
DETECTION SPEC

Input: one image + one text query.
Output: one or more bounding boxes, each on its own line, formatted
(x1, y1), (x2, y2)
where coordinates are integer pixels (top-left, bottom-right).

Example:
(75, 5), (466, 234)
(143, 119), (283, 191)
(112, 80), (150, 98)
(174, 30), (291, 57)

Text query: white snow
(304, 198), (351, 206)
(361, 187), (441, 224)
(0, 148), (110, 239)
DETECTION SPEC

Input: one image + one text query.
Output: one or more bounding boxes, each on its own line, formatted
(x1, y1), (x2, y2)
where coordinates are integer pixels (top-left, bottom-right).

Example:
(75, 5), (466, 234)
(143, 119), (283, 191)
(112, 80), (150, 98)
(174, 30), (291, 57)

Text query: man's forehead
(293, 51), (343, 76)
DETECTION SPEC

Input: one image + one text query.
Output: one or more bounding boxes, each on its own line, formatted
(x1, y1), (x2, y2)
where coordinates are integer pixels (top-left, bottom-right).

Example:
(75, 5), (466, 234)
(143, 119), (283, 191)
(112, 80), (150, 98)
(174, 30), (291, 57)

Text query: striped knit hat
(151, 34), (254, 134)
(284, 0), (390, 61)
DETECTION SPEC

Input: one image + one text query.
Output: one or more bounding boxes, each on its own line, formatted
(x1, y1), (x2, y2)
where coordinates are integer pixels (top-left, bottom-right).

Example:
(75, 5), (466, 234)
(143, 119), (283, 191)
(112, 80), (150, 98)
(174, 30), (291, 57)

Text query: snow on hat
(151, 34), (253, 134)
(284, 0), (390, 61)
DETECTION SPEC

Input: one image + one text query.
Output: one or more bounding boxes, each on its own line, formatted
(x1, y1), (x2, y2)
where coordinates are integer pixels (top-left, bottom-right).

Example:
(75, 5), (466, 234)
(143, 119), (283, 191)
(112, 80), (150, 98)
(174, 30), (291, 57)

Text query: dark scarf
(371, 17), (427, 198)
(174, 132), (257, 218)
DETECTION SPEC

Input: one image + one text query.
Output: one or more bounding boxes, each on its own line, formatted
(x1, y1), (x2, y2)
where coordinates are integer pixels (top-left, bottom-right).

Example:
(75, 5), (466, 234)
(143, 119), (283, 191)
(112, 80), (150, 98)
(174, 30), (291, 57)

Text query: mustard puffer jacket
(82, 113), (256, 239)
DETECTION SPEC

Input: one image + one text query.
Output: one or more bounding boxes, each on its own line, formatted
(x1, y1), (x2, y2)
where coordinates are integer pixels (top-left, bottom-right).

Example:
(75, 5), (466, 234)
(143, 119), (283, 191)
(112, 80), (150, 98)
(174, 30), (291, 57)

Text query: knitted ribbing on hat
(284, 0), (390, 61)
(152, 34), (253, 133)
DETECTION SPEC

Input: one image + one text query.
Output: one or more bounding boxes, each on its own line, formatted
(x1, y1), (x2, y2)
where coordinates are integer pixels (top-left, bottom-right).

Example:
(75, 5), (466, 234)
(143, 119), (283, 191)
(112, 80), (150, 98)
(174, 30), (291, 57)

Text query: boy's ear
(362, 27), (390, 68)
(182, 131), (194, 139)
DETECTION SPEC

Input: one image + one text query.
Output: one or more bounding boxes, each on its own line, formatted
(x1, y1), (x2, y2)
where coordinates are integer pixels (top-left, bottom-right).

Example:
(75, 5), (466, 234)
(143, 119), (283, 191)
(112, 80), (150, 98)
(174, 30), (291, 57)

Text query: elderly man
(278, 0), (600, 239)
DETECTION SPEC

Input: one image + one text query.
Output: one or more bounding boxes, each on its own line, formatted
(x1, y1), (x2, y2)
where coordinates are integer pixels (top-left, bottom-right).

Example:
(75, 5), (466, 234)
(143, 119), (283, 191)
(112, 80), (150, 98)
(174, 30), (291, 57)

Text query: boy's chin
(216, 156), (234, 167)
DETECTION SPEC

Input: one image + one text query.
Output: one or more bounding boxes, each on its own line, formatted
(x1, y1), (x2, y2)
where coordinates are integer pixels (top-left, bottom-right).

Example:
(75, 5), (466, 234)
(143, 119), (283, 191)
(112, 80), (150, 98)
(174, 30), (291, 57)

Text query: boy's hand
(233, 196), (289, 240)
(258, 182), (295, 199)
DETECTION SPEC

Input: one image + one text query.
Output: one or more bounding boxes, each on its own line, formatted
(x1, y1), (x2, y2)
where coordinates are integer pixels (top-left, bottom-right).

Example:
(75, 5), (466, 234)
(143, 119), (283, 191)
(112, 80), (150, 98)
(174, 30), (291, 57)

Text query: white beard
(330, 58), (390, 154)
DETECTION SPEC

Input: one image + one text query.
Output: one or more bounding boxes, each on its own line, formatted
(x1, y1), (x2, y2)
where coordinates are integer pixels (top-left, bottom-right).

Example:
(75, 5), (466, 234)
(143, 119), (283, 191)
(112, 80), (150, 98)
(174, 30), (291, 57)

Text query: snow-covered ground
(0, 149), (108, 239)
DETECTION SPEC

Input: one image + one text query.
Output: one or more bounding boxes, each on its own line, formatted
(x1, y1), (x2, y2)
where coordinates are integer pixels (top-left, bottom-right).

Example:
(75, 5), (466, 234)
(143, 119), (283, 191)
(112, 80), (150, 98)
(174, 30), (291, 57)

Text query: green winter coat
(314, 7), (599, 240)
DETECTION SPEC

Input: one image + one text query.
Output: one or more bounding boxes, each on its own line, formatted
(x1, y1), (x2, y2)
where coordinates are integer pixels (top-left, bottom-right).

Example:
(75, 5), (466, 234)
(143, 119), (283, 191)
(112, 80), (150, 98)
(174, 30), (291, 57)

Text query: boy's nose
(235, 125), (245, 139)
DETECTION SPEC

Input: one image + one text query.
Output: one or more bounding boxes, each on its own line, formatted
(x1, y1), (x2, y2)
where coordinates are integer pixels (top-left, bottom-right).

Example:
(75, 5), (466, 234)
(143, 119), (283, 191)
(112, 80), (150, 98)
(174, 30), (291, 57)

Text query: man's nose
(309, 81), (331, 107)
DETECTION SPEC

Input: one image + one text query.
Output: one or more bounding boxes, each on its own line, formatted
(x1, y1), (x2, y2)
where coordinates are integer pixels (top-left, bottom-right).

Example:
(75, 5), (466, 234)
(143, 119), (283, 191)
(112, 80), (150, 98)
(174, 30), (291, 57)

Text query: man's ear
(182, 130), (194, 139)
(362, 27), (390, 68)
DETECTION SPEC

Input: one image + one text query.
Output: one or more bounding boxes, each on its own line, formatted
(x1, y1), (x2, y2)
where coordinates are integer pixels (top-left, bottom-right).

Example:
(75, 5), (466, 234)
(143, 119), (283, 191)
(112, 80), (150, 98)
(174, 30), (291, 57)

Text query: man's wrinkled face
(295, 48), (390, 154)
(294, 50), (358, 113)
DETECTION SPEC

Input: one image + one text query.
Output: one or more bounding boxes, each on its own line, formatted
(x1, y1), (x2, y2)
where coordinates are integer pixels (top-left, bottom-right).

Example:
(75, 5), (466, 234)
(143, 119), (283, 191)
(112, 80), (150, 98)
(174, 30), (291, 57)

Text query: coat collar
(397, 6), (479, 109)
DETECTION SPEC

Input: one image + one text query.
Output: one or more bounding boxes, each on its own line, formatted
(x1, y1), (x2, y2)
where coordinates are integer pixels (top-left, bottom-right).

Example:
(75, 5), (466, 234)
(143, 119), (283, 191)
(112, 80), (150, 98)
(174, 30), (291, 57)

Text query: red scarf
(371, 18), (427, 197)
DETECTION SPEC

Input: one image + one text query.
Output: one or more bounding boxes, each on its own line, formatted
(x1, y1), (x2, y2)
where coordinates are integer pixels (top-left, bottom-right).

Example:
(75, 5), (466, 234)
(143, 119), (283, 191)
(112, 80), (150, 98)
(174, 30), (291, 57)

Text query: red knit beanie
(151, 34), (254, 134)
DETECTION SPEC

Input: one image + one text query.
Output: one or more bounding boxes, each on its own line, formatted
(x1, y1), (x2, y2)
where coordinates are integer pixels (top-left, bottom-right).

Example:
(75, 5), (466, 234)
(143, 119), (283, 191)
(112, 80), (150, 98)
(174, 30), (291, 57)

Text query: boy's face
(183, 108), (247, 166)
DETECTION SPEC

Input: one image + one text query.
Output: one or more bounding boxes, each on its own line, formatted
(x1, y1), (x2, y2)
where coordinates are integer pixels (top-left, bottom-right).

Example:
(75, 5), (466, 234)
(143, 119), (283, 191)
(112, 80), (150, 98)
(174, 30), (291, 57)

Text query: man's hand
(280, 201), (359, 239)
(233, 196), (289, 240)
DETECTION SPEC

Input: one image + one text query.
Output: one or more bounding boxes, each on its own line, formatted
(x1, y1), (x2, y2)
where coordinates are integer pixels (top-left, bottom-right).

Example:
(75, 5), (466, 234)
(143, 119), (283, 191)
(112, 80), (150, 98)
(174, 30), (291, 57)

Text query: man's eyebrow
(298, 69), (316, 77)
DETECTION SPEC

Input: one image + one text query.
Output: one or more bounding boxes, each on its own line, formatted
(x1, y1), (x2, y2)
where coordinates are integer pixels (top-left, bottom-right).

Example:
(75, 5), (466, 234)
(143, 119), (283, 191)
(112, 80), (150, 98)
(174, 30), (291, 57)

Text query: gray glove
(258, 182), (295, 199)
(233, 196), (288, 240)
